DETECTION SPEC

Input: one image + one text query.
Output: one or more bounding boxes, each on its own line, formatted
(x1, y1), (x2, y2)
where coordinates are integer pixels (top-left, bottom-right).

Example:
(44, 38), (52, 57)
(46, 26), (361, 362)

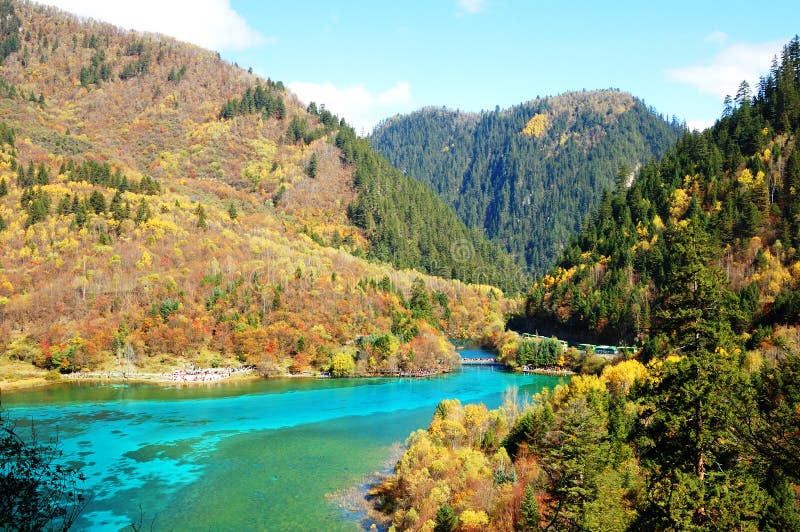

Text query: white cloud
(43, 0), (269, 51)
(667, 40), (784, 98)
(704, 31), (728, 45)
(288, 81), (413, 135)
(377, 82), (412, 105)
(686, 119), (715, 132)
(457, 0), (486, 14)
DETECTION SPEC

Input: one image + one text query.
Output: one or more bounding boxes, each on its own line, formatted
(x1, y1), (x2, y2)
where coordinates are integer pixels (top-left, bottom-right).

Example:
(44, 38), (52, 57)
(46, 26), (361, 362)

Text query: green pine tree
(88, 190), (106, 214)
(196, 204), (207, 230)
(73, 199), (87, 228)
(134, 198), (151, 225)
(636, 219), (765, 529)
(517, 484), (539, 531)
(434, 503), (457, 532)
(740, 351), (800, 484)
(109, 190), (125, 220)
(409, 278), (432, 321)
(306, 152), (318, 178)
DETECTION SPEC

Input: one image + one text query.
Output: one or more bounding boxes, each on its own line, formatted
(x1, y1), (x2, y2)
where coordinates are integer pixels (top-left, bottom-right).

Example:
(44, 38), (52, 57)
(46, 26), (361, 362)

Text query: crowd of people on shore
(64, 365), (256, 382)
(370, 368), (450, 378)
(520, 365), (574, 375)
(166, 365), (255, 382)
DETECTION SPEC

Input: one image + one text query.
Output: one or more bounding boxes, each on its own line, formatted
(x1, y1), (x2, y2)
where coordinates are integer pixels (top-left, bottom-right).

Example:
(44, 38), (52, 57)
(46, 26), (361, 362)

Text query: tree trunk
(696, 396), (705, 481)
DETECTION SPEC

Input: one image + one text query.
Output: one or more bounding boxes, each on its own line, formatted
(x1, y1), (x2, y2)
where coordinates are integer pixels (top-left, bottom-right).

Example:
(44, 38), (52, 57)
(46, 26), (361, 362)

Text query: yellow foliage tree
(601, 359), (648, 397)
(459, 509), (489, 531)
(331, 351), (355, 377)
(554, 374), (607, 404)
(430, 417), (467, 448)
(520, 114), (548, 138)
(669, 188), (691, 219)
(136, 249), (152, 269)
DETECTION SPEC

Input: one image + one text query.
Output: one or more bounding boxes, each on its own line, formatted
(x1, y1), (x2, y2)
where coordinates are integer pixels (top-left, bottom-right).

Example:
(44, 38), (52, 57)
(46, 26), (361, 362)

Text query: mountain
(370, 91), (682, 275)
(376, 37), (800, 532)
(0, 0), (516, 380)
(527, 38), (800, 347)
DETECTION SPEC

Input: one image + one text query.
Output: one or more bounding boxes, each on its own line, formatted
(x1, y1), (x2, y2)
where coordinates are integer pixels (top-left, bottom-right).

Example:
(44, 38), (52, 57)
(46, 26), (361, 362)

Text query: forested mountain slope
(0, 0), (516, 380)
(527, 37), (800, 346)
(371, 91), (682, 274)
(377, 37), (800, 532)
(0, 0), (523, 293)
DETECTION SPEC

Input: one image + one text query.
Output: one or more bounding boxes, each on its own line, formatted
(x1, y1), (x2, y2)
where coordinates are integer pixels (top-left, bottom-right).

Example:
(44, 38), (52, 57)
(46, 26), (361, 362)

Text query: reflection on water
(3, 350), (564, 530)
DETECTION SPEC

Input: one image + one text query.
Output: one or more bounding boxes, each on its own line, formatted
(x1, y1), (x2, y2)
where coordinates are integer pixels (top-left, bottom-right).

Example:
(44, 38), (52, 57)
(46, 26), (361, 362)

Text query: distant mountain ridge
(371, 90), (683, 275)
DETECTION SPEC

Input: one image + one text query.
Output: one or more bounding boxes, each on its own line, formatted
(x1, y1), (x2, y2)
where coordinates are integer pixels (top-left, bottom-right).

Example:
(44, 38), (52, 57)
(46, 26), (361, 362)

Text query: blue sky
(46, 0), (798, 134)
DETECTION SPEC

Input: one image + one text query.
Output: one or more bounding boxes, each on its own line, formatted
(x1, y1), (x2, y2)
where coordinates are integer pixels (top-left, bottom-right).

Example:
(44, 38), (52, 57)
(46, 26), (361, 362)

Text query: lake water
(2, 349), (564, 530)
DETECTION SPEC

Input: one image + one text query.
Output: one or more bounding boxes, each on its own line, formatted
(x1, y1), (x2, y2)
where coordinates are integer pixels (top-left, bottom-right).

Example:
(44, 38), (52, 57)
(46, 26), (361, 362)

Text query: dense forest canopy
(378, 36), (800, 532)
(371, 91), (682, 275)
(334, 117), (526, 294)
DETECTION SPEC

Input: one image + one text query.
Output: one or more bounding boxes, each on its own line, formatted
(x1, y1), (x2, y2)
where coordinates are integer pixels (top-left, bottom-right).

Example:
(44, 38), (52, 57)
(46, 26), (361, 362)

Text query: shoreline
(1, 363), (568, 393)
(1, 342), (494, 394)
(0, 376), (56, 392)
(521, 367), (576, 376)
(0, 364), (462, 393)
(63, 369), (262, 385)
(0, 367), (263, 392)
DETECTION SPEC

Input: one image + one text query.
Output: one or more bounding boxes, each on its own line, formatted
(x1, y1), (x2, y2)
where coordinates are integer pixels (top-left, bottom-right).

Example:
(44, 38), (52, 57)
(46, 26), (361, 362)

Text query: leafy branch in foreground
(0, 407), (87, 531)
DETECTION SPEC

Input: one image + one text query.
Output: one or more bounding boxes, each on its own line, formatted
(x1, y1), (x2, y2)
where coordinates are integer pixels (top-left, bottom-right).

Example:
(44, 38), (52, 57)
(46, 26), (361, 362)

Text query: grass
(0, 352), (255, 392)
(0, 358), (53, 391)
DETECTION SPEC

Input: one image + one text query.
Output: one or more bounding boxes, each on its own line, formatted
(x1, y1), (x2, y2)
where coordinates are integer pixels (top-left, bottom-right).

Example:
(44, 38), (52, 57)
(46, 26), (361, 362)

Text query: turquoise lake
(2, 349), (564, 530)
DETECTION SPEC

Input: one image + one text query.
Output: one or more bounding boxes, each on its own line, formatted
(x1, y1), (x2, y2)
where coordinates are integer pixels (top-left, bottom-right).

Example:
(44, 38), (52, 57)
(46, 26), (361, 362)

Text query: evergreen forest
(371, 91), (682, 275)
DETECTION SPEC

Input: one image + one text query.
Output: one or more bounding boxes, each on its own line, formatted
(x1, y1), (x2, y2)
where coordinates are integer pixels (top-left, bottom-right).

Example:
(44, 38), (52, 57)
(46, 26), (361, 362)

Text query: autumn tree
(330, 351), (355, 377)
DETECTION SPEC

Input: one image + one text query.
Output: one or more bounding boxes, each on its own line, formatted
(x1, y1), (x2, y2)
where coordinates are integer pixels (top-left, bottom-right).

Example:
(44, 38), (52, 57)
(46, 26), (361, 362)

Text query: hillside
(0, 0), (523, 293)
(375, 37), (800, 532)
(371, 91), (682, 275)
(526, 37), (800, 347)
(0, 0), (516, 381)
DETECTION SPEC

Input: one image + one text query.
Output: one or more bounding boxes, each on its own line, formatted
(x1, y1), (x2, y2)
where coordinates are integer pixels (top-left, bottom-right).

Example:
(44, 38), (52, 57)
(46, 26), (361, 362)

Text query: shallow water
(3, 350), (563, 530)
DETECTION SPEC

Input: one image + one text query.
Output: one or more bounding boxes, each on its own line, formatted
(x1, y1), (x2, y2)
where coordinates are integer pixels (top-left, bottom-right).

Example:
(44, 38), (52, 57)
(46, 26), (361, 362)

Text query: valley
(1, 1), (799, 530)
